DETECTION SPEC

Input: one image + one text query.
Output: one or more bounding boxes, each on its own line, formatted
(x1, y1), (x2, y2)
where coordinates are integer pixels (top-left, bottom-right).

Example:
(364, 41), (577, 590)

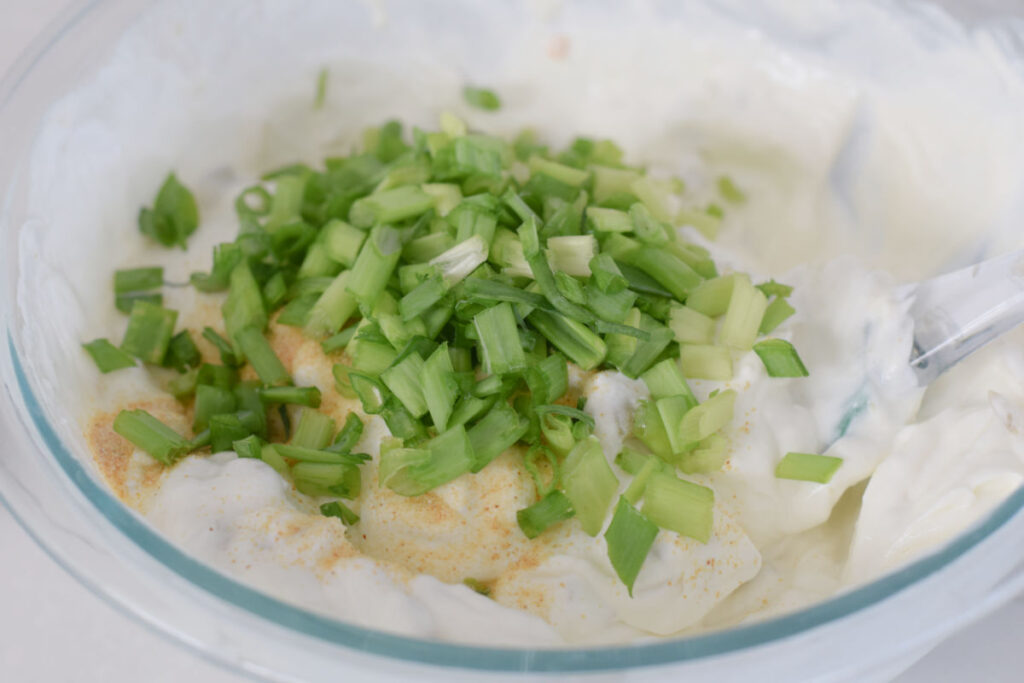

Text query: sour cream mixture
(17, 0), (1024, 646)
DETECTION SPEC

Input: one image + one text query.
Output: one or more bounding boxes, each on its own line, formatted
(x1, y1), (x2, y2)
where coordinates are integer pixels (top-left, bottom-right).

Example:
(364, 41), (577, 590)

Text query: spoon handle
(909, 249), (1024, 385)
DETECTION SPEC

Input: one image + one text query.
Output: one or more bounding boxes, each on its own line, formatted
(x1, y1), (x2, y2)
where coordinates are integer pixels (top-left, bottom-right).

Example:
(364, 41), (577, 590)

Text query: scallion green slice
(753, 338), (809, 377)
(775, 452), (842, 483)
(604, 496), (659, 595)
(517, 490), (575, 539)
(113, 409), (190, 465)
(82, 339), (136, 373)
(642, 472), (714, 543)
(120, 300), (178, 365)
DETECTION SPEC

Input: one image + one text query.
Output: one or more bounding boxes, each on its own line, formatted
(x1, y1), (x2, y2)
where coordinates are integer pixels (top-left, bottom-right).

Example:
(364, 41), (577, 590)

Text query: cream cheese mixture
(16, 0), (1024, 646)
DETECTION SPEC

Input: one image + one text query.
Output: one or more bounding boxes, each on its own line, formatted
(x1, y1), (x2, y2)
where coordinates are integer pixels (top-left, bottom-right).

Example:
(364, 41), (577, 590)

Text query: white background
(0, 1), (1020, 681)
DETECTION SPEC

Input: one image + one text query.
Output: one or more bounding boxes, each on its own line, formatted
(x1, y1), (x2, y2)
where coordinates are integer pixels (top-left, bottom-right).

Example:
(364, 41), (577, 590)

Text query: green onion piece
(399, 275), (447, 322)
(759, 297), (796, 335)
(381, 352), (429, 418)
(561, 436), (619, 536)
(233, 434), (263, 459)
(381, 425), (474, 496)
(719, 275), (768, 350)
(605, 307), (642, 368)
(527, 310), (606, 371)
(297, 242), (341, 280)
(211, 412), (261, 453)
(462, 86), (502, 111)
(321, 325), (359, 354)
(668, 304), (715, 344)
(586, 278), (637, 323)
(467, 403), (529, 472)
(605, 496), (659, 595)
(82, 339), (136, 373)
(191, 243), (244, 293)
(321, 219), (366, 268)
(167, 368), (199, 398)
(277, 295), (318, 329)
(421, 183), (463, 217)
(113, 409), (190, 465)
(320, 500), (360, 526)
(348, 333), (398, 376)
(233, 328), (287, 386)
(619, 314), (674, 379)
(717, 176), (746, 204)
(429, 235), (489, 286)
(539, 413), (575, 456)
(265, 175), (307, 231)
(421, 343), (458, 432)
(292, 461), (353, 489)
(274, 443), (369, 466)
(329, 413), (364, 453)
(119, 300), (178, 364)
(137, 172), (199, 249)
(678, 389), (735, 445)
(523, 444), (561, 496)
(473, 302), (527, 375)
(531, 157), (590, 188)
(196, 363), (238, 391)
(586, 207), (633, 234)
(518, 216), (596, 324)
(306, 271), (359, 337)
(629, 177), (674, 223)
(686, 274), (736, 317)
(201, 327), (240, 367)
(524, 353), (568, 405)
(193, 384), (237, 432)
(162, 330), (201, 373)
(291, 409), (336, 450)
(346, 225), (403, 305)
(115, 292), (162, 315)
(592, 166), (641, 203)
(615, 446), (663, 476)
(258, 385), (321, 408)
(349, 372), (386, 414)
(517, 490), (575, 539)
(753, 338), (809, 378)
(656, 394), (698, 454)
(641, 358), (696, 402)
(632, 400), (674, 461)
(623, 456), (661, 505)
(679, 433), (729, 474)
(679, 344), (733, 381)
(114, 267), (163, 294)
(349, 185), (434, 229)
(233, 381), (268, 438)
(625, 248), (702, 302)
(448, 394), (495, 429)
(642, 472), (715, 543)
(547, 235), (596, 277)
(589, 253), (629, 294)
(775, 452), (842, 483)
(223, 263), (268, 343)
(260, 442), (289, 475)
(534, 404), (595, 428)
(628, 203), (670, 245)
(677, 208), (721, 240)
(756, 279), (793, 298)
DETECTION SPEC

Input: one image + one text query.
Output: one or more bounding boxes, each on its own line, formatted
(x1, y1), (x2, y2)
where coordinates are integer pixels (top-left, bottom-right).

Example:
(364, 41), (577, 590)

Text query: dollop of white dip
(17, 0), (1024, 646)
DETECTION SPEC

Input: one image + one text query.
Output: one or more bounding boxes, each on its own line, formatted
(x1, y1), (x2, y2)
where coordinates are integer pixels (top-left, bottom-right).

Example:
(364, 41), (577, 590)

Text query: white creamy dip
(16, 0), (1024, 647)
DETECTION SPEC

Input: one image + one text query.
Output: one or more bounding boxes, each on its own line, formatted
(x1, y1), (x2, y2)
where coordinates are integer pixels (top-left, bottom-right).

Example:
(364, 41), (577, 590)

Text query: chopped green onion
(753, 338), (809, 377)
(430, 235), (489, 286)
(421, 344), (458, 432)
(668, 304), (715, 345)
(265, 175), (307, 231)
(329, 413), (364, 453)
(527, 310), (606, 370)
(381, 352), (429, 418)
(201, 327), (240, 367)
(775, 452), (842, 483)
(586, 207), (633, 234)
(260, 442), (289, 475)
(604, 496), (659, 595)
(222, 263), (268, 343)
(113, 409), (190, 465)
(137, 172), (199, 249)
(759, 297), (796, 335)
(321, 325), (359, 354)
(82, 339), (136, 373)
(678, 389), (735, 444)
(719, 275), (768, 350)
(656, 394), (697, 454)
(717, 176), (746, 204)
(467, 403), (529, 472)
(115, 292), (162, 315)
(547, 235), (597, 278)
(380, 425), (474, 496)
(561, 436), (618, 536)
(210, 412), (261, 452)
(290, 409), (336, 449)
(320, 500), (360, 525)
(306, 271), (359, 337)
(258, 385), (322, 408)
(678, 433), (729, 474)
(624, 248), (702, 302)
(346, 225), (403, 305)
(679, 344), (733, 381)
(274, 443), (369, 466)
(632, 399), (674, 462)
(641, 358), (696, 402)
(232, 434), (263, 459)
(619, 314), (674, 379)
(462, 86), (502, 111)
(623, 456), (662, 505)
(523, 444), (561, 496)
(473, 302), (527, 375)
(517, 490), (575, 539)
(196, 363), (238, 391)
(756, 280), (793, 299)
(629, 177), (674, 223)
(120, 300), (178, 364)
(233, 327), (287, 384)
(193, 384), (237, 432)
(685, 274), (736, 317)
(114, 267), (163, 294)
(642, 472), (715, 543)
(524, 353), (568, 405)
(591, 166), (642, 203)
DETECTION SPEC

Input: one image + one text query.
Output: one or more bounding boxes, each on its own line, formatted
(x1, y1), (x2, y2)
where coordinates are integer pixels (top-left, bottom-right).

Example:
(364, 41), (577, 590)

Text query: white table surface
(0, 2), (1021, 681)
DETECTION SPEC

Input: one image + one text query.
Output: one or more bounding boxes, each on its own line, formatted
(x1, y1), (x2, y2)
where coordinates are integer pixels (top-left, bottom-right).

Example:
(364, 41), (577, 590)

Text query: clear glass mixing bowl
(1, 1), (1022, 681)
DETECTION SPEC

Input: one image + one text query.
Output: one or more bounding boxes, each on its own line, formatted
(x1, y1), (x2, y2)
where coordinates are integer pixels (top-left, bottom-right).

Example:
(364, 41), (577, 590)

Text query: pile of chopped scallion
(83, 111), (820, 593)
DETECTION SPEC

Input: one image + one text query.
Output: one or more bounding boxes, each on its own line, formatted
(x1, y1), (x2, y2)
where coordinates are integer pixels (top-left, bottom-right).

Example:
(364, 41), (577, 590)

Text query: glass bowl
(1, 1), (1022, 680)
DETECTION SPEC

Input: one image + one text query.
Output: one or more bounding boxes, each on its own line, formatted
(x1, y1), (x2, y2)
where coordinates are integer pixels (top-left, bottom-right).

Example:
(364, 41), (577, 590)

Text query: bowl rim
(1, 0), (1023, 674)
